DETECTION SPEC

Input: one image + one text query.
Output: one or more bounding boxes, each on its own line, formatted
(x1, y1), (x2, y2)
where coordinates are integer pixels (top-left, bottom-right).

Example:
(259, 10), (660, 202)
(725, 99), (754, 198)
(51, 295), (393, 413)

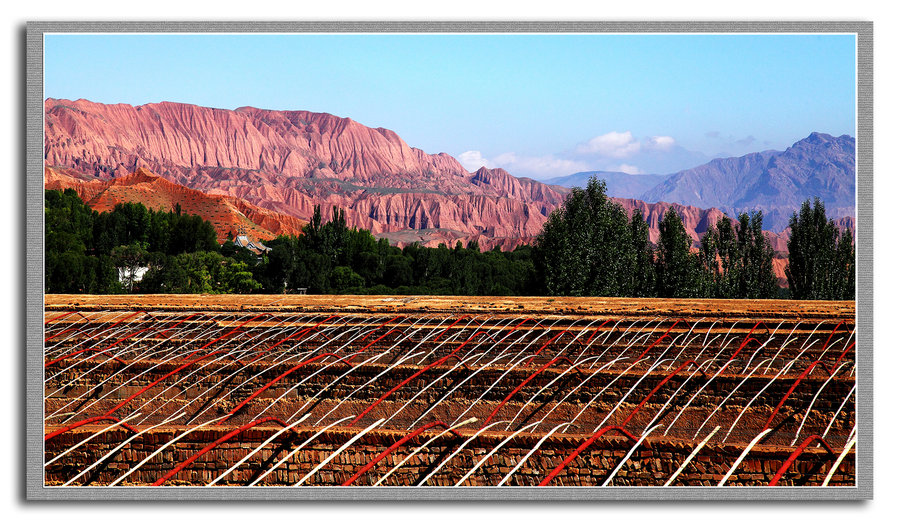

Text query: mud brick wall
(47, 358), (857, 415)
(46, 357), (856, 445)
(44, 426), (855, 487)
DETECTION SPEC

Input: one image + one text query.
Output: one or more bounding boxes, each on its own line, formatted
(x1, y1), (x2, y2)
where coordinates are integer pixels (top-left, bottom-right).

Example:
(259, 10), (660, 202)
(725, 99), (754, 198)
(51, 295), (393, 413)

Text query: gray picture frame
(25, 20), (873, 500)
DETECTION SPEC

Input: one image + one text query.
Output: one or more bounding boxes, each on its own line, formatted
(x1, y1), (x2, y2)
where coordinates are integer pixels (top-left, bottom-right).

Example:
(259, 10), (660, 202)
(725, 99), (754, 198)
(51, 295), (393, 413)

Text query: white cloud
(492, 152), (519, 165)
(457, 150), (590, 179)
(458, 130), (696, 180)
(576, 131), (642, 158)
(616, 163), (644, 175)
(457, 150), (494, 171)
(646, 135), (676, 151)
(491, 153), (591, 178)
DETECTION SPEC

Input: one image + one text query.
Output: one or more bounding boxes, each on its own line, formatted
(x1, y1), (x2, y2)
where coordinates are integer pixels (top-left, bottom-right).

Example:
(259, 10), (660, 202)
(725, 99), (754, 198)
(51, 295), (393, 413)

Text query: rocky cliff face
(44, 166), (307, 242)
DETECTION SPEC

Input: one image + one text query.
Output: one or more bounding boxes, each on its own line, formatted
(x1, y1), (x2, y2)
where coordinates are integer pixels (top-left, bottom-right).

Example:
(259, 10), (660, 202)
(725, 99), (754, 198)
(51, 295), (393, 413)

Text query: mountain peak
(132, 167), (161, 179)
(786, 132), (855, 158)
(804, 131), (835, 143)
(796, 132), (855, 149)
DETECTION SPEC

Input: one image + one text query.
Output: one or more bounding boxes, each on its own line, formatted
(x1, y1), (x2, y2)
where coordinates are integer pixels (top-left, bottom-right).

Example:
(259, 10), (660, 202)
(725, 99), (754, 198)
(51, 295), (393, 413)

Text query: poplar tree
(786, 198), (855, 300)
(654, 208), (700, 298)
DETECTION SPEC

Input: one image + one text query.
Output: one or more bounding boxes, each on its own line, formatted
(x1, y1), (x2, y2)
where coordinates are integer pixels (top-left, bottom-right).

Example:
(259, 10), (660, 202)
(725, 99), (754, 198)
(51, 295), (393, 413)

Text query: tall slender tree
(786, 198), (855, 300)
(740, 211), (778, 299)
(654, 208), (700, 298)
(834, 228), (856, 300)
(628, 209), (656, 297)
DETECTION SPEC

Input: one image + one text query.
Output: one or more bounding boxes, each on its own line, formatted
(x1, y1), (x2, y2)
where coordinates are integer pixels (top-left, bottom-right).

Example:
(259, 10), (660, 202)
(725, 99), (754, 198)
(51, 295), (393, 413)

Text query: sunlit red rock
(44, 166), (306, 242)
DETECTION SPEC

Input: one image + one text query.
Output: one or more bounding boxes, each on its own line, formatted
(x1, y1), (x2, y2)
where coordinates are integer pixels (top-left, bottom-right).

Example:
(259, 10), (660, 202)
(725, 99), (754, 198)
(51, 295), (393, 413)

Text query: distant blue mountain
(640, 132), (855, 231)
(547, 133), (855, 232)
(544, 170), (673, 200)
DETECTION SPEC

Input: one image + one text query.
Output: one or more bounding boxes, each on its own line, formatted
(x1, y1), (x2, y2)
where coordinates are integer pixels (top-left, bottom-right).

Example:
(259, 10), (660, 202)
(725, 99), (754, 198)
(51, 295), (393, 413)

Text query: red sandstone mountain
(45, 166), (307, 242)
(44, 98), (567, 244)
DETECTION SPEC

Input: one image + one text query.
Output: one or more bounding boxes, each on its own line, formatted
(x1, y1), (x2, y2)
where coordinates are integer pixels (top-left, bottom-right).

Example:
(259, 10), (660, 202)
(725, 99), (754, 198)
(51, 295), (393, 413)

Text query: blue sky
(44, 33), (856, 179)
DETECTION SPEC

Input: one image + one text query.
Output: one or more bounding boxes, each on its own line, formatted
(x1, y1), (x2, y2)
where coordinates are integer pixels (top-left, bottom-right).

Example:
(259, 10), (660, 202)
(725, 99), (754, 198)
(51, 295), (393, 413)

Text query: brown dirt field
(45, 294), (855, 320)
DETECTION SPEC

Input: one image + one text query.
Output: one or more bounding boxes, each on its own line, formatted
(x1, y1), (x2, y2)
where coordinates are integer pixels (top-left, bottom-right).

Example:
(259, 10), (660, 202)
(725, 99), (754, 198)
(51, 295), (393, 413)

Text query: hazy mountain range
(545, 171), (671, 199)
(546, 132), (855, 231)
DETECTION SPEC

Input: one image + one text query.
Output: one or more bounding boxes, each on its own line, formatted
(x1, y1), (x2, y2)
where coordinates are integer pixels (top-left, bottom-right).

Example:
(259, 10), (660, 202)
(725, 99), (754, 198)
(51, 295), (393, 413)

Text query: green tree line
(45, 180), (855, 300)
(249, 206), (539, 295)
(533, 177), (854, 300)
